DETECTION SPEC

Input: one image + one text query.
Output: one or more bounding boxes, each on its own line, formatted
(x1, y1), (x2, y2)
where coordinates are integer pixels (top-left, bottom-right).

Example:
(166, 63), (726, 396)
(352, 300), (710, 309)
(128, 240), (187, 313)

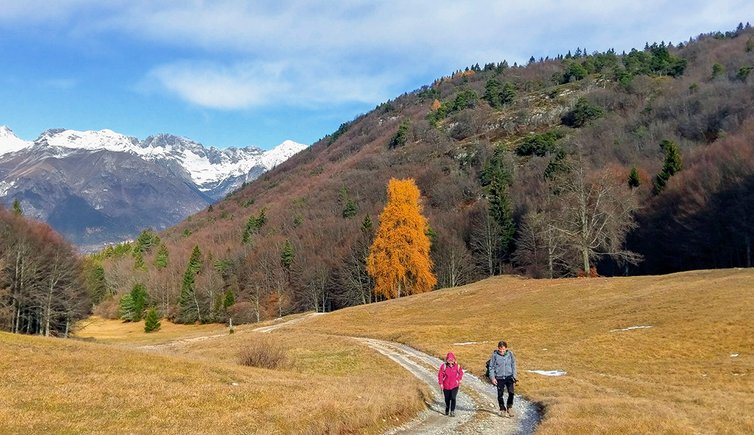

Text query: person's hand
(492, 378), (497, 386)
(513, 378), (519, 384)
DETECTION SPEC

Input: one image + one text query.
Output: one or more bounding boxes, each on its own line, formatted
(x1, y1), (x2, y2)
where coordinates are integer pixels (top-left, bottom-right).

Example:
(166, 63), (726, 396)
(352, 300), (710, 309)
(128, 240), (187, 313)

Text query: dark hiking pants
(443, 387), (459, 413)
(495, 376), (515, 410)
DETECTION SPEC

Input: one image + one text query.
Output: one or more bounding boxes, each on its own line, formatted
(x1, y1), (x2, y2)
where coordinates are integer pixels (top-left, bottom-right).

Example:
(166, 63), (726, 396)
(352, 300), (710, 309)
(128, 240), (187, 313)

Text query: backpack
(442, 363), (462, 378)
(484, 357), (492, 380)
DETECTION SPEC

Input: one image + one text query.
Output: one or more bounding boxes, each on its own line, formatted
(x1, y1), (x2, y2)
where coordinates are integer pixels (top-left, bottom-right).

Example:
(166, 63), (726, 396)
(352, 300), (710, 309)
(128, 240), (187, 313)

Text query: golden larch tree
(366, 178), (437, 299)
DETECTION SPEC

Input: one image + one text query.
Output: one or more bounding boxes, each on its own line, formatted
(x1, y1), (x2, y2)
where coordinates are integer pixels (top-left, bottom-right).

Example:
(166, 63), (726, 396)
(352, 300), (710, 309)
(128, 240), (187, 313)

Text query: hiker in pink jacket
(438, 352), (464, 416)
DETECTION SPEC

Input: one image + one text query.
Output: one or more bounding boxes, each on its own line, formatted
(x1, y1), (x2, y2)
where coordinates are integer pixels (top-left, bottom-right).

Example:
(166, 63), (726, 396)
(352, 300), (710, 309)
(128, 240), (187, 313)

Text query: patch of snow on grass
(731, 353), (739, 357)
(527, 369), (566, 377)
(610, 325), (653, 332)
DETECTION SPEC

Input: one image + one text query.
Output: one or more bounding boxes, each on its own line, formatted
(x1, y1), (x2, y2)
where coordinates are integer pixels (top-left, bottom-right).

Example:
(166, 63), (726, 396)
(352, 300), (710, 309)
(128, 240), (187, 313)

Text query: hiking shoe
(450, 411), (455, 417)
(445, 410), (449, 416)
(500, 409), (507, 417)
(506, 409), (514, 418)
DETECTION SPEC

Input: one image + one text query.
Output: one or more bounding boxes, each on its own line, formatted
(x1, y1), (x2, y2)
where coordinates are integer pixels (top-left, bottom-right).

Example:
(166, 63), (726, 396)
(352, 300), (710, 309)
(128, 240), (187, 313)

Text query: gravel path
(357, 338), (540, 435)
(141, 313), (542, 434)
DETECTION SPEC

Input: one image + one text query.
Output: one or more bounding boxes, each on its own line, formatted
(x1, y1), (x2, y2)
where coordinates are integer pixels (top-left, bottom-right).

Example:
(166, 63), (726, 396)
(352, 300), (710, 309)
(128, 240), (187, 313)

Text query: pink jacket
(438, 353), (464, 390)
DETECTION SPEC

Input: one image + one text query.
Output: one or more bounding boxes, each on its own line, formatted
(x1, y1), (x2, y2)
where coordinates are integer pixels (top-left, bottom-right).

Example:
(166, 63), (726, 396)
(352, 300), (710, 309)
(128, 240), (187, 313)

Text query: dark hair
(498, 341), (508, 348)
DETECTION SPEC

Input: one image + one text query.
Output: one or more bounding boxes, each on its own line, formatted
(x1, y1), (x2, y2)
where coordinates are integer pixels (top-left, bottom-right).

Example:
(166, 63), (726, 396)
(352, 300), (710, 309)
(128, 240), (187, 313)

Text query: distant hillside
(98, 25), (754, 322)
(0, 127), (306, 248)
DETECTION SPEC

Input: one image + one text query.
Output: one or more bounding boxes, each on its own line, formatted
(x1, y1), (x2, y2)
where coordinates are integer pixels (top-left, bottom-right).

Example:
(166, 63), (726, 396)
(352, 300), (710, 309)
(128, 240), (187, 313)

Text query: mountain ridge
(0, 126), (307, 248)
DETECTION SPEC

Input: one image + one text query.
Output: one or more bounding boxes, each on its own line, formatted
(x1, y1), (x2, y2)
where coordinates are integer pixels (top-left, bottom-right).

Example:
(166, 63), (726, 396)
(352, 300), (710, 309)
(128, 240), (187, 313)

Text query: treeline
(93, 25), (754, 324)
(0, 206), (89, 336)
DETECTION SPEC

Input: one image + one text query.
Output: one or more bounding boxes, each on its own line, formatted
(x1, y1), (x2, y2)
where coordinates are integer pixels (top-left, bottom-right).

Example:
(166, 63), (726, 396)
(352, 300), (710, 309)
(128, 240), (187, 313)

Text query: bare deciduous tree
(550, 161), (642, 274)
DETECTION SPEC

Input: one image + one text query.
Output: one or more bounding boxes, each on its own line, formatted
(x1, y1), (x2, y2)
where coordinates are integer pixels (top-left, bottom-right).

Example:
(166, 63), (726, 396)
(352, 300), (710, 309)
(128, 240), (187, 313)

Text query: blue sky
(0, 1), (752, 150)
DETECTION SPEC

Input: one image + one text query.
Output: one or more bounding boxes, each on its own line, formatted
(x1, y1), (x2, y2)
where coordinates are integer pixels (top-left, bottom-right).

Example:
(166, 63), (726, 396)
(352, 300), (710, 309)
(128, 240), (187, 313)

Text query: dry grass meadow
(0, 321), (426, 434)
(1, 268), (752, 434)
(298, 268), (754, 434)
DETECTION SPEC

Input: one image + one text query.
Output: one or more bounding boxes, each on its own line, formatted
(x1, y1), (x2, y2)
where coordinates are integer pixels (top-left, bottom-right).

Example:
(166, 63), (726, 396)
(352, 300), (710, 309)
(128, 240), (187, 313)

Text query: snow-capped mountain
(10, 128), (306, 196)
(0, 126), (31, 154)
(0, 126), (307, 249)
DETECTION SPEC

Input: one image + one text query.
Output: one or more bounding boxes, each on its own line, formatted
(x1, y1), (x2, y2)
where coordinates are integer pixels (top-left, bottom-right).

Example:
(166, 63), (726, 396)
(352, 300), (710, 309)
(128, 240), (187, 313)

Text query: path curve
(357, 338), (540, 435)
(255, 315), (540, 434)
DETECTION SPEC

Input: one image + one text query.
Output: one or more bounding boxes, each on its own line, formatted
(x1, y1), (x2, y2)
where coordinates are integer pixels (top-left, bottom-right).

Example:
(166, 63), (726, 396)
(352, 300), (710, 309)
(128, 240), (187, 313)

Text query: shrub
(516, 130), (565, 156)
(562, 61), (588, 83)
(737, 65), (752, 81)
(562, 97), (604, 127)
(389, 119), (411, 149)
(238, 338), (287, 369)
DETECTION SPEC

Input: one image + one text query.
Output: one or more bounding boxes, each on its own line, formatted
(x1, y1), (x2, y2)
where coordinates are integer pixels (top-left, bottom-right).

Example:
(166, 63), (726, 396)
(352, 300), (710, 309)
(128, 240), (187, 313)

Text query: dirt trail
(256, 315), (540, 434)
(358, 338), (540, 435)
(139, 313), (540, 433)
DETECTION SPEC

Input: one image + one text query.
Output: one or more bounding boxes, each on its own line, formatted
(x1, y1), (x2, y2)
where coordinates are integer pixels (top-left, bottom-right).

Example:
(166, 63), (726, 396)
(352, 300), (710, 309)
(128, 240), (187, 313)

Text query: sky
(0, 1), (752, 150)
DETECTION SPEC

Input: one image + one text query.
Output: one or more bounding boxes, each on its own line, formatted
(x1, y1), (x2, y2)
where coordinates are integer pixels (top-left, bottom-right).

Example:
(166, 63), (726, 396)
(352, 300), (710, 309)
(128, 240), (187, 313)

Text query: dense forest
(0, 203), (89, 336)
(89, 25), (754, 325)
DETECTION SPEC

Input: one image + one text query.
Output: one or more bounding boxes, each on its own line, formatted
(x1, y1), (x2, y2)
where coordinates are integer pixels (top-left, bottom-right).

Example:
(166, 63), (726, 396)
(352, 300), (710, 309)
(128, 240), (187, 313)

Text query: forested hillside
(95, 25), (754, 323)
(0, 204), (89, 335)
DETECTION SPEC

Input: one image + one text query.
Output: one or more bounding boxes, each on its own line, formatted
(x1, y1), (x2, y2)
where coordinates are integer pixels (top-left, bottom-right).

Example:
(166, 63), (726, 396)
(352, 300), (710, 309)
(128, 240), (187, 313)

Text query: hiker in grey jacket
(489, 340), (518, 417)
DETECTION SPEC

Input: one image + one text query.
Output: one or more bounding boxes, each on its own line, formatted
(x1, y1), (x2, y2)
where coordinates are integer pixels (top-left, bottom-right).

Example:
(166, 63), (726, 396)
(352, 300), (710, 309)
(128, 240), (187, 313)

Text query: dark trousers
(443, 387), (459, 413)
(495, 376), (515, 410)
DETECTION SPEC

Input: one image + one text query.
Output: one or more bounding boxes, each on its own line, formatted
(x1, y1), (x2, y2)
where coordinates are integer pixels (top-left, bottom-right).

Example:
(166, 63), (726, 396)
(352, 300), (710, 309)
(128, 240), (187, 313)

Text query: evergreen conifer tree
(223, 289), (236, 309)
(155, 244), (169, 269)
(144, 307), (161, 332)
(653, 140), (683, 194)
(178, 245), (203, 323)
(280, 240), (295, 271)
(628, 166), (641, 189)
(11, 199), (22, 215)
(119, 283), (148, 321)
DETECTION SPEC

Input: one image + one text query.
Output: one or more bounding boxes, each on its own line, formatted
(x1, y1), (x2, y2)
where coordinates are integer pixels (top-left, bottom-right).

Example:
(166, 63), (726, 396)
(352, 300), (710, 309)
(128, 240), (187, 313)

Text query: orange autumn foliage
(430, 99), (442, 111)
(366, 178), (437, 299)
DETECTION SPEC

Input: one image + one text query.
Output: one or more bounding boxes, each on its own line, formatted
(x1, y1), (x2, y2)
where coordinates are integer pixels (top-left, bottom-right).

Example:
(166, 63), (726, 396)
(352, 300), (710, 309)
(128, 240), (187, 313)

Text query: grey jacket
(489, 349), (517, 380)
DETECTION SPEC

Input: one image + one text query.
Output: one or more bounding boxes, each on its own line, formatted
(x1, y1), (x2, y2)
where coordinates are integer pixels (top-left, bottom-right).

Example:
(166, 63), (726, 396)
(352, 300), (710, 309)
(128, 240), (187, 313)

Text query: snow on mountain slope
(24, 128), (307, 191)
(0, 126), (32, 155)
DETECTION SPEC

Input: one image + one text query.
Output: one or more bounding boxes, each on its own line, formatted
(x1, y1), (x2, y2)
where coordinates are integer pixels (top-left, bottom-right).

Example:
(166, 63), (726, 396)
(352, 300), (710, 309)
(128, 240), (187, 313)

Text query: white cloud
(8, 0), (754, 110)
(148, 59), (398, 110)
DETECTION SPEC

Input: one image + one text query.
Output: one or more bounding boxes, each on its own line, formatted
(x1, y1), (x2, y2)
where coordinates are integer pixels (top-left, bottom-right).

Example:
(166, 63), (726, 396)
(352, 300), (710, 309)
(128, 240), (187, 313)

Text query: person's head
(445, 352), (456, 364)
(497, 341), (508, 352)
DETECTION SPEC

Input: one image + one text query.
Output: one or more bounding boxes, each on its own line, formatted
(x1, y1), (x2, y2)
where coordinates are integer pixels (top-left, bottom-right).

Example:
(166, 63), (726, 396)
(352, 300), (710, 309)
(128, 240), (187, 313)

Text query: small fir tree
(178, 245), (203, 323)
(628, 166), (641, 189)
(653, 140), (683, 194)
(11, 199), (22, 215)
(119, 283), (149, 322)
(144, 308), (161, 333)
(154, 244), (169, 269)
(280, 240), (295, 271)
(389, 119), (411, 149)
(223, 289), (236, 309)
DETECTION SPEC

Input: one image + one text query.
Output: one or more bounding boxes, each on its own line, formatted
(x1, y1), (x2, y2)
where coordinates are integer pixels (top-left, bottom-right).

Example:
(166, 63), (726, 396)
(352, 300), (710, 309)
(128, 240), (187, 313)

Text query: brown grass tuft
(238, 337), (287, 369)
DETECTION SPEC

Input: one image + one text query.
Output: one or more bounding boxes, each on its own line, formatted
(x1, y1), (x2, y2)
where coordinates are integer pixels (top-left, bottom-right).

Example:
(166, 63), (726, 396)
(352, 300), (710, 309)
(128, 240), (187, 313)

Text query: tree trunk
(44, 285), (53, 337)
(254, 285), (261, 323)
(582, 248), (590, 276)
(193, 292), (202, 324)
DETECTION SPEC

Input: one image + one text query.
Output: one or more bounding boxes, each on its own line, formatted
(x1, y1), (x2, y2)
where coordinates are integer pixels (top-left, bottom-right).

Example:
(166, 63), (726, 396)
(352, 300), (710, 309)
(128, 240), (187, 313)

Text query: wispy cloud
(148, 59), (398, 110)
(4, 0), (754, 111)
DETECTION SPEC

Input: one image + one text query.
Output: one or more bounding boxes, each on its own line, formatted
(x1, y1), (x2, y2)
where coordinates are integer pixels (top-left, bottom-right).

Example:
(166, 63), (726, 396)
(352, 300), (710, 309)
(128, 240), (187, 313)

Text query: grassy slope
(296, 268), (754, 434)
(0, 325), (425, 434)
(2, 269), (752, 433)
